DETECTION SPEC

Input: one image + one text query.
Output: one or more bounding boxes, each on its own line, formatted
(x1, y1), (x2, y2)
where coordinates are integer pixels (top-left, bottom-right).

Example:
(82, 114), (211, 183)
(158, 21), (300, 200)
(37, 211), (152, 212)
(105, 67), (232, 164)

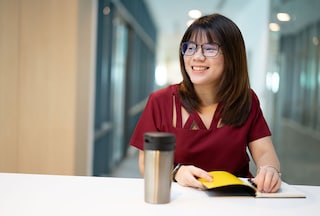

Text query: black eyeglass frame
(181, 41), (222, 58)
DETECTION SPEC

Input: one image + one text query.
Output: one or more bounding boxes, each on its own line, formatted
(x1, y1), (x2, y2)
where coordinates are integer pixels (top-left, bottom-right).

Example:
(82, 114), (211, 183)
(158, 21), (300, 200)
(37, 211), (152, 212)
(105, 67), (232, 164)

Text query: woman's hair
(178, 13), (251, 127)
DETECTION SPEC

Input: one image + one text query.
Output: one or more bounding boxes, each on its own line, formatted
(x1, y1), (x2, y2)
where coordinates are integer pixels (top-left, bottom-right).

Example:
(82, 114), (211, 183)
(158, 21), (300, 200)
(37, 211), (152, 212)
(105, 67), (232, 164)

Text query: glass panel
(110, 15), (128, 163)
(279, 16), (320, 129)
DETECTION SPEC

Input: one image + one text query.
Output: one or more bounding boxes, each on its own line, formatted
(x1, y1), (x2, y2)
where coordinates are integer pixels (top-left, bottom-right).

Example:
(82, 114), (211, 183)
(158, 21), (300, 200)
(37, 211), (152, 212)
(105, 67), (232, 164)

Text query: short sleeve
(129, 93), (162, 150)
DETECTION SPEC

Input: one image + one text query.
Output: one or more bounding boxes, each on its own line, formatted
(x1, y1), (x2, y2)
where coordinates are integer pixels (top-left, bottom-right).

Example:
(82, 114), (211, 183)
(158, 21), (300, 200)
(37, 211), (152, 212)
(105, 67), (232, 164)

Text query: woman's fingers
(255, 166), (281, 193)
(175, 165), (212, 189)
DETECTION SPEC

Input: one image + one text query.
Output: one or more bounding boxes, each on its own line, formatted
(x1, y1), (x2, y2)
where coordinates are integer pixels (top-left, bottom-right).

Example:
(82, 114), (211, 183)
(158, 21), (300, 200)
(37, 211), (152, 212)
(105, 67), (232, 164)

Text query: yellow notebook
(198, 171), (306, 198)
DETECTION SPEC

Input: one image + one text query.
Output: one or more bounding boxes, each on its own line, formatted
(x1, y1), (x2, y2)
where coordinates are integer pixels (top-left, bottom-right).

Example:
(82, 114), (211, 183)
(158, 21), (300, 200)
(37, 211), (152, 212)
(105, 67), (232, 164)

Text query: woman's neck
(194, 84), (218, 106)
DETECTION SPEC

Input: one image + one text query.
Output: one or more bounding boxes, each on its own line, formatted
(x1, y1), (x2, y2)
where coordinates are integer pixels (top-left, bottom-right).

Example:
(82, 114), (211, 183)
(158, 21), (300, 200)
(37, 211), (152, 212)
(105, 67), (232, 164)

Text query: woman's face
(183, 33), (224, 88)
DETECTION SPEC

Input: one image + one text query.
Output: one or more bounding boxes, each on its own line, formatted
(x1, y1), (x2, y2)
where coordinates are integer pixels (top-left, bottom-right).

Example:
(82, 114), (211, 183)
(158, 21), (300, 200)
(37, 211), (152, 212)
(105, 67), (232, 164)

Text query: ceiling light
(188, 10), (202, 19)
(269, 23), (280, 32)
(277, 13), (291, 21)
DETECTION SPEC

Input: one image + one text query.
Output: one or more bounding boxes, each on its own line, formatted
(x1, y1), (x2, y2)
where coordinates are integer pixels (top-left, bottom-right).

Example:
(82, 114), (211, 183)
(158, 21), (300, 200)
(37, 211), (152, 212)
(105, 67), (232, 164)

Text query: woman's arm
(248, 136), (281, 193)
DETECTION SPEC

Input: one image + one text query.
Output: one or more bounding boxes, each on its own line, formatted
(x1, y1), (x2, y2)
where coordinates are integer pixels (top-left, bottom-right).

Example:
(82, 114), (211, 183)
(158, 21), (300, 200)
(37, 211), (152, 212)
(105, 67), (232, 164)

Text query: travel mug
(144, 132), (175, 204)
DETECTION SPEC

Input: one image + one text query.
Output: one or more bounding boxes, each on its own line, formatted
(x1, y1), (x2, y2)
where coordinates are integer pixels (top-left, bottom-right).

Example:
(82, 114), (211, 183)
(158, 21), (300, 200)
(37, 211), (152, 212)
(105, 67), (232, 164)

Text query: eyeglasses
(181, 41), (221, 58)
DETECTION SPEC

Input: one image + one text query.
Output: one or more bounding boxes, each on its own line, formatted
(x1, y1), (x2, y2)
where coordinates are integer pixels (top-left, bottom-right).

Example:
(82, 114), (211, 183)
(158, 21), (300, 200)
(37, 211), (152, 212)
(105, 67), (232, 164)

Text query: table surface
(0, 172), (319, 216)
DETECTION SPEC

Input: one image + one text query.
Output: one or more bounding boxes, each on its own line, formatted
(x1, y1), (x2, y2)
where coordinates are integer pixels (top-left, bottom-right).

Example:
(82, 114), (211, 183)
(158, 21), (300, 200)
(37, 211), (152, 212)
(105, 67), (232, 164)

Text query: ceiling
(144, 0), (320, 41)
(270, 0), (320, 34)
(144, 0), (252, 36)
(143, 0), (253, 64)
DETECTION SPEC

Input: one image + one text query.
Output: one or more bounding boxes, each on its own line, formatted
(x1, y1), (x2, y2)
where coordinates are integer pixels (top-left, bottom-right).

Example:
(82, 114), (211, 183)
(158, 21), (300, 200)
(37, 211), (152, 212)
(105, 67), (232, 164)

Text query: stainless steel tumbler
(144, 132), (175, 204)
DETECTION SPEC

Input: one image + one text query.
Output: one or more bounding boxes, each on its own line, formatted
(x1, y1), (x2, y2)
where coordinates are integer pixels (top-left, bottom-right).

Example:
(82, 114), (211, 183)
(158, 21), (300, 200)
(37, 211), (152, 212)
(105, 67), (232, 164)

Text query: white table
(0, 173), (319, 216)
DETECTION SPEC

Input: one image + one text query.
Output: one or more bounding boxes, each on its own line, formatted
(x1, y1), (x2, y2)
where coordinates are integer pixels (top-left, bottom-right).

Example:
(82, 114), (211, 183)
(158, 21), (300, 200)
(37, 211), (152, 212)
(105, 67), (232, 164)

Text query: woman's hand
(253, 165), (281, 193)
(248, 137), (281, 193)
(174, 165), (213, 189)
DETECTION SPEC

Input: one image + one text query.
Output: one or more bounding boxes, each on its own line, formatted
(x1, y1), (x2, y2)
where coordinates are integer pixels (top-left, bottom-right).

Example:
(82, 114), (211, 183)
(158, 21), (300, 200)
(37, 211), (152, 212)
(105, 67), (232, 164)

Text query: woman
(129, 13), (281, 193)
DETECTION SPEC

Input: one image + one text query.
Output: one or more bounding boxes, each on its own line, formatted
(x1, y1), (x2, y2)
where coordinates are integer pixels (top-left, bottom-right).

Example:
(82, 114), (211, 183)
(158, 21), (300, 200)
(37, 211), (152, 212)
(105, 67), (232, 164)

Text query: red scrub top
(129, 84), (271, 177)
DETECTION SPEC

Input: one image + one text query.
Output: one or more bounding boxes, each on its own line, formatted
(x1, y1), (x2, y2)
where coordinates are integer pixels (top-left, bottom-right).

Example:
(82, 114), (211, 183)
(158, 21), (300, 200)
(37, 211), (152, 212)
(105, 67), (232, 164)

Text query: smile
(192, 66), (209, 71)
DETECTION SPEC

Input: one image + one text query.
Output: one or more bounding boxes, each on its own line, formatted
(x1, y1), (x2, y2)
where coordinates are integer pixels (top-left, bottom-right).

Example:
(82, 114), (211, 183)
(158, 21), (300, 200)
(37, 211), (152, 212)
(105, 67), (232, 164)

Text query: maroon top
(129, 84), (271, 177)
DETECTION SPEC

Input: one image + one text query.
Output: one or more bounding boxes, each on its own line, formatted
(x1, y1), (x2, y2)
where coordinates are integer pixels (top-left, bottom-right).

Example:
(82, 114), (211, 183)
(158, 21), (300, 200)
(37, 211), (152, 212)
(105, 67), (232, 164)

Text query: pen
(248, 178), (257, 188)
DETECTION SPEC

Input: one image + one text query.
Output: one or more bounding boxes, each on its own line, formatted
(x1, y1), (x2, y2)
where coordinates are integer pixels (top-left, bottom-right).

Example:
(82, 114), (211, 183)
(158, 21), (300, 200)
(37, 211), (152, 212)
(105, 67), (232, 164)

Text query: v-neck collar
(174, 90), (221, 130)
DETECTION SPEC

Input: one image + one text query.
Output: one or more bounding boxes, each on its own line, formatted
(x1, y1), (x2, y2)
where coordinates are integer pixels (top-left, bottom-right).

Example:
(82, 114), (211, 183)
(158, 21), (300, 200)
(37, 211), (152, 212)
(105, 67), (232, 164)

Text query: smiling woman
(178, 14), (250, 126)
(130, 13), (281, 193)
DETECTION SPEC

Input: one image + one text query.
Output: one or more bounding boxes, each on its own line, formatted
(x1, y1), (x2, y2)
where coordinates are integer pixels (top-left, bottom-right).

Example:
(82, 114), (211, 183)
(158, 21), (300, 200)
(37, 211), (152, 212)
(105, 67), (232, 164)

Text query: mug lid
(144, 132), (175, 151)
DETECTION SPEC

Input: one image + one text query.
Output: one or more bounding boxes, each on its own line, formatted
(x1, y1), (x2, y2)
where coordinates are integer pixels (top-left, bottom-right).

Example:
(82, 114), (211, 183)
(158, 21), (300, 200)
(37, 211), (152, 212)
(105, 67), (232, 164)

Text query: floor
(110, 147), (141, 179)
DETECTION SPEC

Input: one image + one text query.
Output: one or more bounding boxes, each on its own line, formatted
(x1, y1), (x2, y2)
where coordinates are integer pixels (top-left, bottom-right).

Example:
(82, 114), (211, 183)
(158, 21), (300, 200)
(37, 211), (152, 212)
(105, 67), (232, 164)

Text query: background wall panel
(0, 0), (19, 172)
(0, 0), (95, 175)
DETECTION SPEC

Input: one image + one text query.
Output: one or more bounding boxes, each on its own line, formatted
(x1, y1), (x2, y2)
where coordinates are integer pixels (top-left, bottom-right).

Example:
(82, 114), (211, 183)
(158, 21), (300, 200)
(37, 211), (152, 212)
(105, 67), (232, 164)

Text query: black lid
(144, 132), (175, 151)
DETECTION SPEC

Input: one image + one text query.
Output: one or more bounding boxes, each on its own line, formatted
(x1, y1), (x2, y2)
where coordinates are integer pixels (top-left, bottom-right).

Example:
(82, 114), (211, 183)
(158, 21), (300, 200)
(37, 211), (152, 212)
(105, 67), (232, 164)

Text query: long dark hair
(178, 13), (251, 127)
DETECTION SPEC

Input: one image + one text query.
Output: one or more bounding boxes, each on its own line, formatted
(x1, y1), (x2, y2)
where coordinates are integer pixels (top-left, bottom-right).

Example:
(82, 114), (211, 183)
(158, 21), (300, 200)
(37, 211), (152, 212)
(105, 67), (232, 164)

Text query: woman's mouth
(192, 66), (209, 71)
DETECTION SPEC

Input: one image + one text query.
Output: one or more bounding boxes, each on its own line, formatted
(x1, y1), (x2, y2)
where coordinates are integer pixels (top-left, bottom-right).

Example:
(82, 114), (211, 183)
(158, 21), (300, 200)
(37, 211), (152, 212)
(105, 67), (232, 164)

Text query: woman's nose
(193, 47), (205, 60)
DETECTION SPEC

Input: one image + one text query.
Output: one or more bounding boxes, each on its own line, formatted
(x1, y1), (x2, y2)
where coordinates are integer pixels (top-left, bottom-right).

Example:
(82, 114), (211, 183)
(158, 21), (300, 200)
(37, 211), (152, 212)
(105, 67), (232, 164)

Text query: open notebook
(198, 171), (306, 198)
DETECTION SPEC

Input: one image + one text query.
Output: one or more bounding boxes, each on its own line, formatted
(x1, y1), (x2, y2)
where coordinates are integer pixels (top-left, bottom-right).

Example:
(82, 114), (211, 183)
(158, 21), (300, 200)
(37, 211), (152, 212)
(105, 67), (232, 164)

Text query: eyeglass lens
(181, 42), (219, 57)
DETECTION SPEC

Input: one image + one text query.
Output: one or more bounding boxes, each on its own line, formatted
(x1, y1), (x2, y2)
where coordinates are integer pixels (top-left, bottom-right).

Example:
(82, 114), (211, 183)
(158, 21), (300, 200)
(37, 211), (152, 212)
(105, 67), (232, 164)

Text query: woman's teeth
(192, 66), (208, 71)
